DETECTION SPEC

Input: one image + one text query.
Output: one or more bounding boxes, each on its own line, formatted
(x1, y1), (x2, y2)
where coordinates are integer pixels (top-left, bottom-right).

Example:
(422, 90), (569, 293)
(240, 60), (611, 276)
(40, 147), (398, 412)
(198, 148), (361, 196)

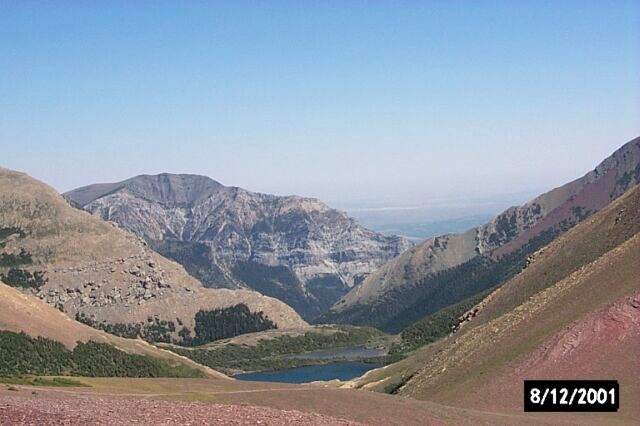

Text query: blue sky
(1, 1), (639, 208)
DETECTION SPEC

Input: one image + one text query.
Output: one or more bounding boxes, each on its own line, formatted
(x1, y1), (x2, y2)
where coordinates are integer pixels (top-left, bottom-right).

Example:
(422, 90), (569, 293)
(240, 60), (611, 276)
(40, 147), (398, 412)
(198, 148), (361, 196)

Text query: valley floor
(0, 378), (631, 425)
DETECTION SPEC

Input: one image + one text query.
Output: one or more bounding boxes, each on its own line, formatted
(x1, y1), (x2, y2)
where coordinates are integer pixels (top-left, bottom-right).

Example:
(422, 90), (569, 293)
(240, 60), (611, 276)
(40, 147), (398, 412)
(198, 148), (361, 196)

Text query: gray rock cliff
(66, 174), (413, 320)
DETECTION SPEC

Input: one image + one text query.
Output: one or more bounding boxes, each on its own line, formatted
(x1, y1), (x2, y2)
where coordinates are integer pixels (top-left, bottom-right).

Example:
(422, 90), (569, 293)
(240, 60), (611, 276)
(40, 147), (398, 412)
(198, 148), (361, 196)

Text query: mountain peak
(66, 173), (225, 208)
(65, 173), (413, 321)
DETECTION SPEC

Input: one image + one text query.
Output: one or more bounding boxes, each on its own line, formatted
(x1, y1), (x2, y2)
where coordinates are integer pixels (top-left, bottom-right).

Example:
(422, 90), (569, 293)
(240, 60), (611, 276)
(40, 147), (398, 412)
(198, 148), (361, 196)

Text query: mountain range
(2, 136), (640, 423)
(320, 137), (640, 331)
(65, 174), (412, 321)
(0, 168), (306, 346)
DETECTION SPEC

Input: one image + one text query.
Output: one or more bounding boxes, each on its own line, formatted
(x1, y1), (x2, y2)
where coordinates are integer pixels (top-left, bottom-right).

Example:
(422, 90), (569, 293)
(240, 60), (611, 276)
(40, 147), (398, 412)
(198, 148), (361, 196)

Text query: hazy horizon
(2, 2), (639, 208)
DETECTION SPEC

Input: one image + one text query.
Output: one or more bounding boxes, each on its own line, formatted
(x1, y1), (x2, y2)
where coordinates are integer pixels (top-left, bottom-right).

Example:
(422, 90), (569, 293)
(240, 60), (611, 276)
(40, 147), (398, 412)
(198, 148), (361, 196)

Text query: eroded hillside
(0, 168), (307, 346)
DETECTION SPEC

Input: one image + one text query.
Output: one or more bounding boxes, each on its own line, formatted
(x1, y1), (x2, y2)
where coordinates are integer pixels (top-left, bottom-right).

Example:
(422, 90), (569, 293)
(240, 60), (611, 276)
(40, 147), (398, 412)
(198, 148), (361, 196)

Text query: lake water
(234, 362), (380, 384)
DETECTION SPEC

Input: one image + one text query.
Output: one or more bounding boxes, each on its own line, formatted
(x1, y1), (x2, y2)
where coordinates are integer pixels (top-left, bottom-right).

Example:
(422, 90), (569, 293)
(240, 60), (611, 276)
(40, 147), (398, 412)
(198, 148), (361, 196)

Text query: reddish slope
(494, 136), (640, 259)
(390, 187), (640, 422)
(516, 292), (640, 379)
(457, 291), (640, 421)
(328, 137), (640, 329)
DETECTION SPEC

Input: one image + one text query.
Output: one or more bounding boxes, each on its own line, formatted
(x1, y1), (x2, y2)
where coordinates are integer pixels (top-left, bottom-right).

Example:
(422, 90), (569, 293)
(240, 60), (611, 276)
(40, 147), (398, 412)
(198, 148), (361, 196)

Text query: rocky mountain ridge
(66, 173), (412, 320)
(0, 168), (307, 344)
(323, 136), (640, 329)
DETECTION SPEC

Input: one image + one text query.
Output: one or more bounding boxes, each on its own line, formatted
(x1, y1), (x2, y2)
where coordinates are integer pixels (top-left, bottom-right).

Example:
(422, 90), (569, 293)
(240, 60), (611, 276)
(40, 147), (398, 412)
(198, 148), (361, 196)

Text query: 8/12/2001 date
(524, 380), (619, 412)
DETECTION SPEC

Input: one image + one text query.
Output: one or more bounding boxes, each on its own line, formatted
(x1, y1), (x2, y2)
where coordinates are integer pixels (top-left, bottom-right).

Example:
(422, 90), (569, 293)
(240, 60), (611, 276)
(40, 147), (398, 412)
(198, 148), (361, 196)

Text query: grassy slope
(390, 290), (491, 354)
(401, 235), (639, 401)
(347, 186), (640, 421)
(0, 281), (226, 379)
(472, 183), (640, 326)
(0, 167), (307, 333)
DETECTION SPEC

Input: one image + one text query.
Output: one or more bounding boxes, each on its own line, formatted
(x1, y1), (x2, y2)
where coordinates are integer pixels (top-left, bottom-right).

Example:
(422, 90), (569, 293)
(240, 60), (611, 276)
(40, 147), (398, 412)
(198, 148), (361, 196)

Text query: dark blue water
(234, 362), (379, 384)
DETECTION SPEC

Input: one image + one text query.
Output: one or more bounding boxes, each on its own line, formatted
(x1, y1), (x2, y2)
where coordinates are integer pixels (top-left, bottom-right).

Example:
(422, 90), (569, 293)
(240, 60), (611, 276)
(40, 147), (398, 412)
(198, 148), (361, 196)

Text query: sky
(1, 1), (639, 210)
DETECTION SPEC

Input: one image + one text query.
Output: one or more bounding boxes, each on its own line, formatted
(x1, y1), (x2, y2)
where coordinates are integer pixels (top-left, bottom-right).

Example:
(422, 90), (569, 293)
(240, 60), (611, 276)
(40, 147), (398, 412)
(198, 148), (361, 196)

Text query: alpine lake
(234, 346), (385, 383)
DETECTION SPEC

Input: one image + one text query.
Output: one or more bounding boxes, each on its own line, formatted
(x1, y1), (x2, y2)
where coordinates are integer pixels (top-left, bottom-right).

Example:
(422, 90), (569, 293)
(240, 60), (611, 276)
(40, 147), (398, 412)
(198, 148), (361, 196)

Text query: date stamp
(524, 380), (619, 412)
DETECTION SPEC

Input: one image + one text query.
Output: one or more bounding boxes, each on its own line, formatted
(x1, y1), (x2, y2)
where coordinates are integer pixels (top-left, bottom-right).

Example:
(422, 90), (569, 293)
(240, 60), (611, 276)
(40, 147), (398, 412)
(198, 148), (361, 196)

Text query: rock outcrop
(66, 174), (412, 320)
(0, 168), (307, 343)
